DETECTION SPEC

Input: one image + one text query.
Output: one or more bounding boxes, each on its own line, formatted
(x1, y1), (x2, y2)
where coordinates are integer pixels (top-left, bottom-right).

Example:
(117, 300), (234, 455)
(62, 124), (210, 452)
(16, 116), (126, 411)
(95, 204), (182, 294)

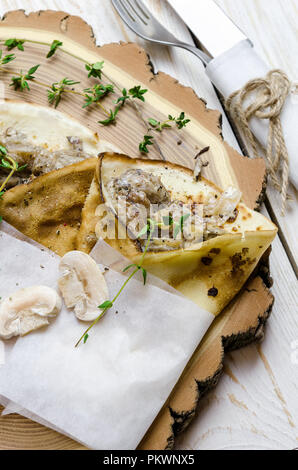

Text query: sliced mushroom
(193, 156), (203, 181)
(58, 251), (109, 322)
(0, 286), (62, 340)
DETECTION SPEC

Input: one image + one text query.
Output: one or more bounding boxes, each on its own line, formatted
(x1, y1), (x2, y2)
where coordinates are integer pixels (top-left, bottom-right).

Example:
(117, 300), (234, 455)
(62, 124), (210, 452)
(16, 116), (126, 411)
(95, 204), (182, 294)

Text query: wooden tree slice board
(0, 10), (273, 450)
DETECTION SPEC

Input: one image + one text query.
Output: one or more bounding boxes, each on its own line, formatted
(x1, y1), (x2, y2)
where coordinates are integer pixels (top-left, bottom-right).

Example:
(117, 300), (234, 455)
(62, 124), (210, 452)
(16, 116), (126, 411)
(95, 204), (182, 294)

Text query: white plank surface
(0, 0), (297, 450)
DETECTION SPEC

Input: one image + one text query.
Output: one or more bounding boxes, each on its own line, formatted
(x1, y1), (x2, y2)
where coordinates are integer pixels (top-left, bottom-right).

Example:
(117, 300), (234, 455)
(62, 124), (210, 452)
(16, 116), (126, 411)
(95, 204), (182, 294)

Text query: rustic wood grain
(0, 10), (266, 207)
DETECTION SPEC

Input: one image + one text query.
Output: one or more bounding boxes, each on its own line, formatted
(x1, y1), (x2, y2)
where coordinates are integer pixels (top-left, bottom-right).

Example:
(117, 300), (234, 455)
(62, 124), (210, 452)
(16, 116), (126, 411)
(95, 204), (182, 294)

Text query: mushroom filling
(107, 168), (171, 208)
(107, 169), (242, 251)
(0, 128), (91, 188)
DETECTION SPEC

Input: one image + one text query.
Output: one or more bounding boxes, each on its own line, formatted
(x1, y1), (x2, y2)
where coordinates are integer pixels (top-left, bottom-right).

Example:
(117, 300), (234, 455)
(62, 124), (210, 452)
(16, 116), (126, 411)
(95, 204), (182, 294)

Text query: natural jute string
(225, 69), (293, 215)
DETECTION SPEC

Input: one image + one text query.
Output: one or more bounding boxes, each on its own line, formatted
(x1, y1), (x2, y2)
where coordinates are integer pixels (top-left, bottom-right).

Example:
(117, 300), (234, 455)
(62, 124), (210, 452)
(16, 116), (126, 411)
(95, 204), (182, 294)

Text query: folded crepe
(77, 152), (277, 315)
(0, 147), (277, 316)
(0, 100), (119, 255)
(0, 158), (96, 256)
(0, 100), (118, 189)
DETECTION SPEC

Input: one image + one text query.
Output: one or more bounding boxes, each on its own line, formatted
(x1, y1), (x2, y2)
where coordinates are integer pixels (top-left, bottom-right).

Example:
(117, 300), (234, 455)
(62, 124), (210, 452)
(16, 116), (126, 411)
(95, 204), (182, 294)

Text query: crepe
(0, 100), (117, 155)
(0, 158), (96, 256)
(0, 100), (119, 189)
(0, 100), (122, 255)
(77, 152), (277, 315)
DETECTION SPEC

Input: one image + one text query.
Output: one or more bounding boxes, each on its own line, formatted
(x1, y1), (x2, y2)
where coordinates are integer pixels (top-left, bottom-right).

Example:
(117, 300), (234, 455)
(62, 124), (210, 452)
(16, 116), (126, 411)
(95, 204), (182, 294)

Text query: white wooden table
(0, 0), (297, 450)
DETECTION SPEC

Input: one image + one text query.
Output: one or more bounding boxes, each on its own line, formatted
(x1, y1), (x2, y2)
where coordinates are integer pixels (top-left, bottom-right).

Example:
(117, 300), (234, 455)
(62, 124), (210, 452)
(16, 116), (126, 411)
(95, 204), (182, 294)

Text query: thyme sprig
(148, 113), (190, 132)
(75, 219), (156, 347)
(97, 85), (148, 127)
(46, 40), (63, 58)
(75, 210), (193, 347)
(47, 77), (81, 108)
(114, 86), (148, 106)
(128, 85), (147, 102)
(5, 38), (25, 51)
(85, 61), (104, 79)
(83, 83), (114, 108)
(98, 106), (120, 125)
(10, 64), (40, 91)
(139, 135), (154, 153)
(0, 39), (190, 156)
(0, 50), (15, 66)
(139, 113), (191, 154)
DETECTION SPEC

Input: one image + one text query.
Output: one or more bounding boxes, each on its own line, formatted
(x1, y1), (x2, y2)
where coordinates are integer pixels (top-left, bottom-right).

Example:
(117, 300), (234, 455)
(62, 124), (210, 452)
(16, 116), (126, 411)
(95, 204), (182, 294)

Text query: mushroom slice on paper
(59, 251), (109, 322)
(0, 285), (61, 340)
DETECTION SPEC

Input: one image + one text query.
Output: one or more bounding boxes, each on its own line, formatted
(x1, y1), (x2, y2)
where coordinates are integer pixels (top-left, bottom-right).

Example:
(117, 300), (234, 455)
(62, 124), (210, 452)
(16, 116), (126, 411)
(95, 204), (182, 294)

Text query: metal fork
(112, 0), (211, 65)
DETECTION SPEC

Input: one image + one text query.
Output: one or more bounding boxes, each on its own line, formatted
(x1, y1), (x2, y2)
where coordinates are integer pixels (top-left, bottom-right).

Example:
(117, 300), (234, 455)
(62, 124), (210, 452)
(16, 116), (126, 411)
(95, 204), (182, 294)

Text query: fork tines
(113, 0), (151, 25)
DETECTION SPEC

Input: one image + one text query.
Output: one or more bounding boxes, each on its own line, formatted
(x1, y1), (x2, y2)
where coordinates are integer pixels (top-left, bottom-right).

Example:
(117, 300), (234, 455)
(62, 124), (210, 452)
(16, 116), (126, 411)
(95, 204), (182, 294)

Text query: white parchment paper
(0, 222), (213, 449)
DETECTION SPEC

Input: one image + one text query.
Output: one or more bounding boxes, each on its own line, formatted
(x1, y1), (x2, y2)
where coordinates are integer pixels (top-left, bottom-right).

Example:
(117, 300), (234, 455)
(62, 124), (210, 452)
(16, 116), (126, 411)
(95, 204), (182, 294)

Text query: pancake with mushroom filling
(77, 152), (277, 315)
(0, 100), (119, 188)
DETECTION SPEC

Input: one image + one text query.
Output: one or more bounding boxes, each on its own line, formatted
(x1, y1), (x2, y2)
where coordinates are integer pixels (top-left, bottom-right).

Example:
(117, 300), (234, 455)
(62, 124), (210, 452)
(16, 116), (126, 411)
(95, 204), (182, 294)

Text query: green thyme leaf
(85, 61), (104, 79)
(98, 106), (120, 125)
(0, 145), (7, 156)
(62, 78), (80, 86)
(26, 64), (40, 78)
(5, 38), (25, 51)
(48, 77), (80, 108)
(114, 88), (130, 105)
(46, 40), (63, 58)
(129, 85), (148, 102)
(160, 122), (171, 130)
(83, 334), (89, 344)
(98, 300), (113, 309)
(17, 164), (28, 172)
(175, 111), (190, 129)
(83, 84), (114, 108)
(10, 64), (40, 91)
(10, 74), (28, 91)
(148, 117), (174, 132)
(48, 86), (61, 108)
(0, 158), (12, 169)
(1, 52), (16, 65)
(148, 118), (159, 128)
(141, 268), (147, 285)
(139, 135), (154, 153)
(123, 264), (137, 272)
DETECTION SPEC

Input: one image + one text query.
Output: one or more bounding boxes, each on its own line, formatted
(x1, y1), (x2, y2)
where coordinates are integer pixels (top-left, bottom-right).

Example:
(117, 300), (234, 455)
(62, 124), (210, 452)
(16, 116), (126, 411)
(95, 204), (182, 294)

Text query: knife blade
(168, 0), (248, 58)
(167, 0), (298, 189)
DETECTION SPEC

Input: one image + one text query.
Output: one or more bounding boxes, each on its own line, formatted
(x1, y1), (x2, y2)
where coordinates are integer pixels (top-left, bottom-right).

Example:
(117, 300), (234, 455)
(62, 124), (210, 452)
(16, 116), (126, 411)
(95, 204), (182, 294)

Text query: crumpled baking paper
(0, 222), (214, 449)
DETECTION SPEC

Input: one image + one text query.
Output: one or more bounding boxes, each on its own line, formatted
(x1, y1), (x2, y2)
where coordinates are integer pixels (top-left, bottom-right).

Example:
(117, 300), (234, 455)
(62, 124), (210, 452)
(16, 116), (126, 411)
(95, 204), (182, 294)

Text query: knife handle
(206, 40), (298, 189)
